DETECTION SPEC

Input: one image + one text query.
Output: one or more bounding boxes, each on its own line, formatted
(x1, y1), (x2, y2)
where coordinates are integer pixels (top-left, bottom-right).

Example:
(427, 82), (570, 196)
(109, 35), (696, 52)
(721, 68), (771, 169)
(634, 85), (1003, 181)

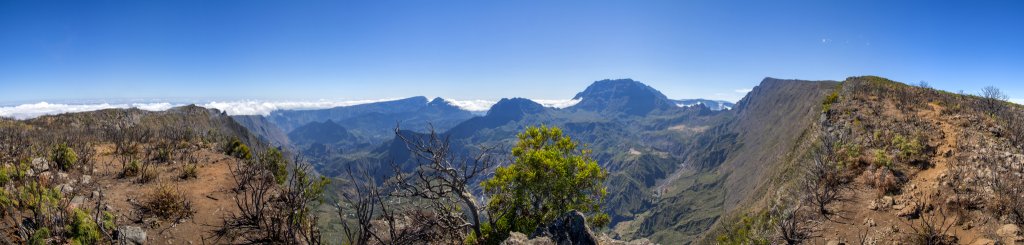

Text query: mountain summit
(572, 79), (676, 115)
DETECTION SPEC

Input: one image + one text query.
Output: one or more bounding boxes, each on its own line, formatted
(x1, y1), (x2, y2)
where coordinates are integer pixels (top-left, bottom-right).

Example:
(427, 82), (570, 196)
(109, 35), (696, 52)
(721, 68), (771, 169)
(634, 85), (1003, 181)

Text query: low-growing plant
(868, 166), (901, 196)
(51, 143), (78, 171)
(223, 139), (252, 160)
(153, 145), (172, 163)
(101, 211), (117, 232)
(0, 165), (11, 186)
(137, 166), (158, 183)
(179, 163), (198, 180)
(0, 189), (15, 212)
(122, 160), (140, 177)
(142, 184), (193, 221)
(67, 208), (102, 245)
(258, 148), (287, 185)
(892, 134), (925, 166)
(873, 149), (892, 168)
(28, 227), (50, 245)
(822, 90), (840, 113)
(17, 181), (62, 215)
(716, 212), (771, 245)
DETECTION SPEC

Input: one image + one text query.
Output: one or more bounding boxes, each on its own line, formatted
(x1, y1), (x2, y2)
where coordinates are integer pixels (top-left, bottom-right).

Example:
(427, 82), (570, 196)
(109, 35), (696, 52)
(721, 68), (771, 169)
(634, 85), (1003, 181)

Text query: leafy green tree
(482, 125), (609, 238)
(51, 143), (78, 171)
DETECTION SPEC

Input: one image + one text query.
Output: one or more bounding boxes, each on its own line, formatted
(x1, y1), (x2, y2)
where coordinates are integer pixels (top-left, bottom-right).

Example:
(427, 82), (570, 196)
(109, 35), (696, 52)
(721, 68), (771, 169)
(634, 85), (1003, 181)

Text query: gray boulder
(117, 226), (147, 245)
(530, 211), (597, 245)
(31, 157), (50, 171)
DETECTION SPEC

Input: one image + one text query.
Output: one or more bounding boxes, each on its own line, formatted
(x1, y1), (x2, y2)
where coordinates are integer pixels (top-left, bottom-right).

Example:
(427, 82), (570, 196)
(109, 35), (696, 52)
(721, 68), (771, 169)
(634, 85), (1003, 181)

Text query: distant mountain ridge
(262, 96), (476, 147)
(671, 99), (735, 111)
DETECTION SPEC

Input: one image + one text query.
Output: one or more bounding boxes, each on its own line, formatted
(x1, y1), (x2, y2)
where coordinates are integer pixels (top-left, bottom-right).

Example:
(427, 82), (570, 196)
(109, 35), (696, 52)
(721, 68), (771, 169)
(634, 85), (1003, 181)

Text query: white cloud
(444, 99), (497, 112)
(531, 99), (581, 109)
(734, 88), (753, 94)
(0, 102), (183, 120)
(200, 99), (400, 116)
(0, 97), (587, 120)
(0, 99), (402, 119)
(1012, 98), (1024, 105)
(443, 98), (581, 111)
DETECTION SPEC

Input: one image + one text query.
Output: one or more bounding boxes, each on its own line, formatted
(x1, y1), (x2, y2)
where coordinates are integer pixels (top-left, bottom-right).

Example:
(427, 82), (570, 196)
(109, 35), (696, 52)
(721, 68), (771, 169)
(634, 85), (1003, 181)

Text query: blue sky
(2, 0), (1023, 104)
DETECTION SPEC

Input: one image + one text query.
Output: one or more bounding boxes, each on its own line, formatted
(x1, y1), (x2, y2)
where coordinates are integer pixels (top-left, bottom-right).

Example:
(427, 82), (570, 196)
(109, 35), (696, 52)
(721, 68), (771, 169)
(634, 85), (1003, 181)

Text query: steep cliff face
(615, 78), (840, 243)
(232, 115), (291, 148)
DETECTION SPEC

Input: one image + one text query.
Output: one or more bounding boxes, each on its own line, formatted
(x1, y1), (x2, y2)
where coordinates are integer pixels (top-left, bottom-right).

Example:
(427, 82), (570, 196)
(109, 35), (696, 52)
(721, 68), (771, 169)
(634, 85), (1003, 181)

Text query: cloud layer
(444, 99), (496, 112)
(201, 99), (400, 116)
(0, 102), (179, 120)
(531, 99), (582, 108)
(1, 98), (585, 120)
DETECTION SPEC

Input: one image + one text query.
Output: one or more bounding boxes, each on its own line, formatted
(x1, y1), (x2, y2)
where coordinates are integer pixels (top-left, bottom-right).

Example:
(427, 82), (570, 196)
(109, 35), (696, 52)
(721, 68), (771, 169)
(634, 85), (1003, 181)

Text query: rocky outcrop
(502, 211), (657, 245)
(530, 211), (597, 245)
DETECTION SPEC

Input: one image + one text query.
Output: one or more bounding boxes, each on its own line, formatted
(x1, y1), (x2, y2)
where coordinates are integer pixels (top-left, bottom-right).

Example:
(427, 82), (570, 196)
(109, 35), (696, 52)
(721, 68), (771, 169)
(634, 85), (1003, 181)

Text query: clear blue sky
(2, 0), (1023, 104)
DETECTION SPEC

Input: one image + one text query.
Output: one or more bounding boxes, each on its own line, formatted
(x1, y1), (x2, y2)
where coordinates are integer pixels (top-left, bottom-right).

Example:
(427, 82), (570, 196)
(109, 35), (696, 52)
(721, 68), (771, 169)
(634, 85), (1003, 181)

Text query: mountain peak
(486, 98), (545, 118)
(428, 97), (448, 105)
(571, 79), (675, 115)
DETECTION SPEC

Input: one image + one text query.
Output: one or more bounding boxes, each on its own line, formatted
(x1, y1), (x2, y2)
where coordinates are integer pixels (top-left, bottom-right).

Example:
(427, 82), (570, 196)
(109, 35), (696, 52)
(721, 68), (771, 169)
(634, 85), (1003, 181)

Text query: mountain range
(3, 76), (1020, 244)
(228, 78), (830, 243)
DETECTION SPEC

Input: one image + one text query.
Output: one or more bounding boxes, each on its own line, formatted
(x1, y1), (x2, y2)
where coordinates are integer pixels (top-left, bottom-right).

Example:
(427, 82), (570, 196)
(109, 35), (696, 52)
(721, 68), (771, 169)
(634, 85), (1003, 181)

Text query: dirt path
(913, 103), (958, 186)
(808, 102), (989, 244)
(92, 145), (240, 245)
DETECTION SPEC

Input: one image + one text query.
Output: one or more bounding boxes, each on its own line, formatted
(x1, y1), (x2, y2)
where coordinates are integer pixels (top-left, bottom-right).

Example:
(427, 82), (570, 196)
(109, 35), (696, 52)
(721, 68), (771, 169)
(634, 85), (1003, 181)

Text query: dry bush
(770, 193), (806, 244)
(803, 133), (844, 216)
(121, 160), (140, 177)
(179, 163), (198, 180)
(215, 155), (327, 245)
(905, 201), (958, 245)
(137, 166), (158, 184)
(988, 164), (1024, 226)
(0, 124), (31, 163)
(980, 86), (1008, 115)
(141, 184), (194, 221)
(864, 166), (901, 196)
(105, 116), (153, 175)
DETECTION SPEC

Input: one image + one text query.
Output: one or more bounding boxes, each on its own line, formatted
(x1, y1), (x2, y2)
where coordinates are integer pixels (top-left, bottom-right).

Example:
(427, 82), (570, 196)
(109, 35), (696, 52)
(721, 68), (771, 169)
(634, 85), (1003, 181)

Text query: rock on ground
(117, 226), (147, 245)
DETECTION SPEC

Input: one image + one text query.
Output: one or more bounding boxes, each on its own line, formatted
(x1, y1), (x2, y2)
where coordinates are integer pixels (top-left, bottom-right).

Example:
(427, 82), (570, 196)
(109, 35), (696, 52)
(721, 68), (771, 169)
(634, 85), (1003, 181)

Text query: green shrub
(224, 139), (252, 160)
(101, 211), (116, 231)
(123, 160), (140, 177)
(0, 189), (15, 211)
(892, 134), (924, 164)
(873, 149), (892, 168)
(67, 208), (101, 245)
(259, 148), (287, 185)
(154, 146), (172, 163)
(28, 227), (49, 245)
(0, 166), (10, 186)
(17, 181), (62, 214)
(822, 91), (840, 113)
(51, 143), (79, 171)
(715, 212), (771, 245)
